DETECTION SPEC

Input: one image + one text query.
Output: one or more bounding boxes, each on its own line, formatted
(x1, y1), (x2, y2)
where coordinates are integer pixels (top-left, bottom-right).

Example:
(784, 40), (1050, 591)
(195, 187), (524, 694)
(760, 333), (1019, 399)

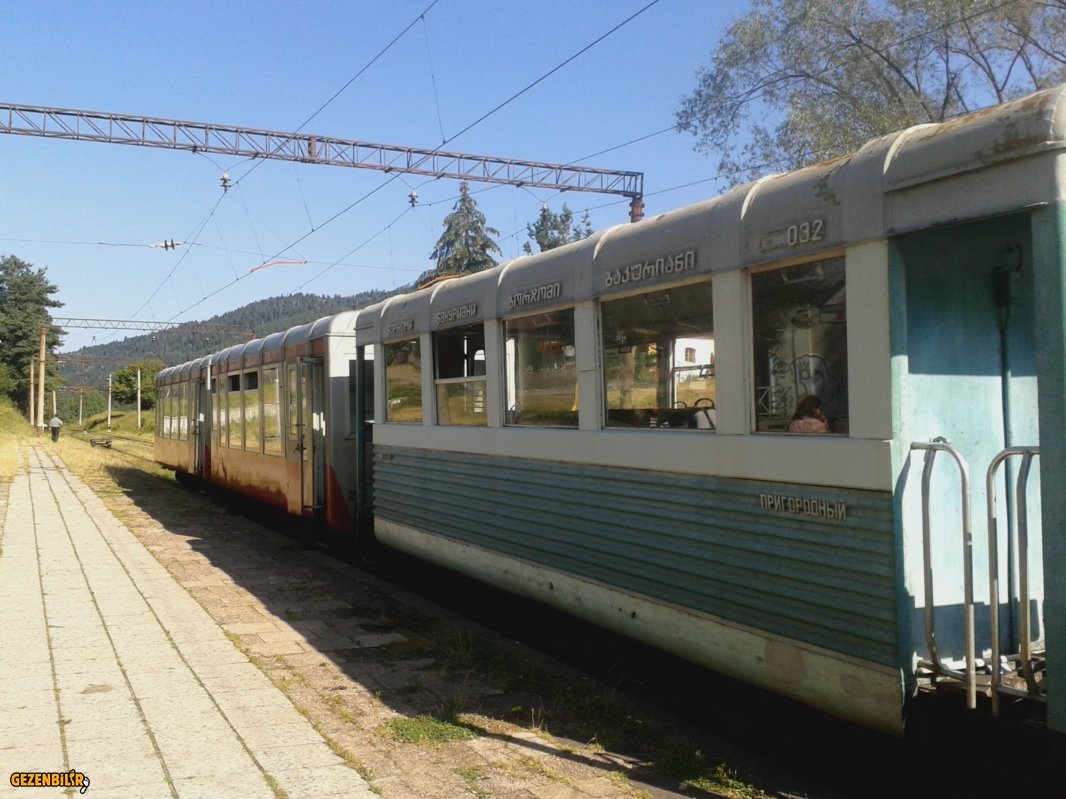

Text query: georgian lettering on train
(434, 303), (478, 326)
(605, 250), (696, 288)
(384, 319), (414, 337)
(507, 282), (562, 310)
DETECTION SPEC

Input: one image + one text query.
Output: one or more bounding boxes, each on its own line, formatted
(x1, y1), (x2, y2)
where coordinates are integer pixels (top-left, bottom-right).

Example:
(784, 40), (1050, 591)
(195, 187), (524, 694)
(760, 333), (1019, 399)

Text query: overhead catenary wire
(231, 0), (443, 190)
(420, 13), (448, 144)
(117, 1), (445, 328)
(163, 1), (664, 320)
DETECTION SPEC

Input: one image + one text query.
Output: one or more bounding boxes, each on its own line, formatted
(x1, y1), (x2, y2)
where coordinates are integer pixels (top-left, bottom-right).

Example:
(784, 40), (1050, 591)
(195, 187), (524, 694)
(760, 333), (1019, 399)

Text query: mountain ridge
(59, 288), (402, 388)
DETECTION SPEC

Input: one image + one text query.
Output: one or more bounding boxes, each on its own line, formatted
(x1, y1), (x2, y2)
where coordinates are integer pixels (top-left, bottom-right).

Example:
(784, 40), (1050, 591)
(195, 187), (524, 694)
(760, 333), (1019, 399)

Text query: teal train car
(158, 84), (1066, 737)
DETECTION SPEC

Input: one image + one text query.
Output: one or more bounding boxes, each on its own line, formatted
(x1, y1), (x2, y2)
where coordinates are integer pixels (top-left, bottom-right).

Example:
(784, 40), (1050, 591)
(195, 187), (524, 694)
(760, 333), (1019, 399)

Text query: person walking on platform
(48, 414), (63, 442)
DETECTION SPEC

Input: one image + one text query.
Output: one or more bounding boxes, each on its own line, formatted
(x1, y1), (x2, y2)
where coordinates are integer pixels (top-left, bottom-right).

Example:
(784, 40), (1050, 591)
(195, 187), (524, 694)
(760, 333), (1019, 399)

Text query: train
(156, 83), (1066, 738)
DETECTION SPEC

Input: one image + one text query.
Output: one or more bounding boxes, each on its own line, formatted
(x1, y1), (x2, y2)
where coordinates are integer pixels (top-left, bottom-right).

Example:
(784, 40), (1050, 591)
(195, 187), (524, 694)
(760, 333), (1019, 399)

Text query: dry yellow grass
(0, 398), (32, 481)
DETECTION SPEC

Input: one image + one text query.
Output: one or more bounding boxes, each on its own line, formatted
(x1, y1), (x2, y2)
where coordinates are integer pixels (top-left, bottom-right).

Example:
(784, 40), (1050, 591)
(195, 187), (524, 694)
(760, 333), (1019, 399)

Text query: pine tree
(429, 182), (502, 279)
(523, 204), (593, 254)
(0, 255), (64, 409)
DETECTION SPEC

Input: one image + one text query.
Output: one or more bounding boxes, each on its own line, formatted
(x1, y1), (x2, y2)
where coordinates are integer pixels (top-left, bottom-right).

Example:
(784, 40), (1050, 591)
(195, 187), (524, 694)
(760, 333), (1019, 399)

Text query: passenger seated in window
(787, 395), (829, 433)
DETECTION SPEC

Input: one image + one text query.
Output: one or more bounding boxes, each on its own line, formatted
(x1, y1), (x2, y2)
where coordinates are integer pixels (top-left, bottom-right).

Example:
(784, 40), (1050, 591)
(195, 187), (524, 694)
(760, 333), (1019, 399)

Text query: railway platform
(0, 446), (373, 799)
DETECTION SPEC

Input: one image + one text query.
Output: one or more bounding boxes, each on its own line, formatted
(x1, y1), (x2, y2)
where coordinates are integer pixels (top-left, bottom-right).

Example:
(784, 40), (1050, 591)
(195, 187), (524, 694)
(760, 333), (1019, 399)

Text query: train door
(354, 345), (375, 528)
(296, 358), (325, 515)
(895, 212), (1041, 670)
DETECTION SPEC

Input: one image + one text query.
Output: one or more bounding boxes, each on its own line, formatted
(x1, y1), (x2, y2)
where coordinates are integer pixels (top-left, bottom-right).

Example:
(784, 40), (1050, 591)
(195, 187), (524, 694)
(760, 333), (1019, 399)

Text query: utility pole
(107, 374), (112, 432)
(28, 356), (35, 428)
(66, 385), (94, 425)
(136, 368), (142, 430)
(36, 326), (46, 436)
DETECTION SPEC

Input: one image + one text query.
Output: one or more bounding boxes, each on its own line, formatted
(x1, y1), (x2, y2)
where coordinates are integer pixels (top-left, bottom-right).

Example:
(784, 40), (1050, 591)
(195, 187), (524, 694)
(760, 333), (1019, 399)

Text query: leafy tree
(522, 204), (594, 254)
(112, 360), (165, 409)
(0, 255), (64, 411)
(57, 388), (105, 424)
(428, 182), (502, 279)
(0, 363), (16, 397)
(676, 0), (1066, 181)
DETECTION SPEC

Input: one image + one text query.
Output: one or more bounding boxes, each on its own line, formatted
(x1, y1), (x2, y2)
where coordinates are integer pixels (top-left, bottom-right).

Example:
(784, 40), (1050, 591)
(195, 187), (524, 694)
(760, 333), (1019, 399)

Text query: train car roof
(241, 338), (266, 368)
(309, 310), (358, 338)
(367, 284), (432, 342)
(428, 266), (502, 331)
(497, 233), (604, 315)
(220, 341), (249, 369)
(281, 319), (316, 351)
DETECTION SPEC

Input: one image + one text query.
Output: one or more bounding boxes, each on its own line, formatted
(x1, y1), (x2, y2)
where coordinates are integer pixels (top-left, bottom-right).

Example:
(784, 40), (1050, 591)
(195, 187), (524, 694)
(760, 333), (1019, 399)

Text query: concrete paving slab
(0, 447), (373, 798)
(0, 744), (66, 773)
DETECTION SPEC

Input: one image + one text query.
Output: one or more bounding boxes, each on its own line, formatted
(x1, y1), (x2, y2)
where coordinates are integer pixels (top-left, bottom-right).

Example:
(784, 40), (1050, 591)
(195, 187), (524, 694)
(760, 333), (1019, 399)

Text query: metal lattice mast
(0, 103), (645, 221)
(50, 318), (254, 337)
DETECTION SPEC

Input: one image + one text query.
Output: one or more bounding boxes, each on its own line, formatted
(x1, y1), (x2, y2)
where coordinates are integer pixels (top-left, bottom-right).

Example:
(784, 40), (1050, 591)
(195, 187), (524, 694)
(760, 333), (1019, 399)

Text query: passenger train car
(156, 84), (1066, 738)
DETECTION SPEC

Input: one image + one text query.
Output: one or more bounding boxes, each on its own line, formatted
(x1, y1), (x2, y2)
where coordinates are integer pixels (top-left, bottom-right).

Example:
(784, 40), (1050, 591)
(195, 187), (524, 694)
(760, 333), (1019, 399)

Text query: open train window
(751, 257), (848, 434)
(385, 338), (422, 423)
(505, 309), (577, 427)
(435, 323), (486, 426)
(602, 282), (715, 430)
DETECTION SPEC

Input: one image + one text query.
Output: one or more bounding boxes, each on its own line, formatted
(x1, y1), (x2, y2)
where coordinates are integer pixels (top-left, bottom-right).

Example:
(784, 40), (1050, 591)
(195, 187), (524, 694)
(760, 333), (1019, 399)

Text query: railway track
(69, 431), (157, 465)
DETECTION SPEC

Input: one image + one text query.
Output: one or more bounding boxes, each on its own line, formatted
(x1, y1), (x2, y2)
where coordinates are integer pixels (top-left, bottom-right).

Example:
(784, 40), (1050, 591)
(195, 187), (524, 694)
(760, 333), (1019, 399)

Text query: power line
(164, 2), (662, 319)
(233, 0), (443, 188)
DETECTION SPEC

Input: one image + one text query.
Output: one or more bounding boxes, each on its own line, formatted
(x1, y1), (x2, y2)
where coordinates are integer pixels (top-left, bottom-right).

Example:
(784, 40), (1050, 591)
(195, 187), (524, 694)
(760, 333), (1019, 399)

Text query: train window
(434, 323), (486, 427)
(504, 309), (577, 427)
(602, 282), (716, 430)
(385, 338), (422, 423)
(178, 382), (188, 441)
(244, 371), (261, 452)
(168, 385), (178, 439)
(287, 365), (299, 440)
(216, 376), (226, 447)
(160, 386), (172, 438)
(227, 374), (242, 448)
(262, 366), (282, 454)
(751, 257), (848, 434)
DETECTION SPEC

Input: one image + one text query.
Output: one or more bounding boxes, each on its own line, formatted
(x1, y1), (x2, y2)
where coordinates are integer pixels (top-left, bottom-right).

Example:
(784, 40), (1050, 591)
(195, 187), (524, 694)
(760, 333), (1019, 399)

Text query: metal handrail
(912, 439), (977, 709)
(985, 446), (1043, 714)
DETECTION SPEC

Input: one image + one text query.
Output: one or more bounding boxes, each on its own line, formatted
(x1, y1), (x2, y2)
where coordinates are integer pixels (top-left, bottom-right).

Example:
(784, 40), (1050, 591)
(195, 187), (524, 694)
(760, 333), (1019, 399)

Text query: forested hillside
(59, 289), (397, 390)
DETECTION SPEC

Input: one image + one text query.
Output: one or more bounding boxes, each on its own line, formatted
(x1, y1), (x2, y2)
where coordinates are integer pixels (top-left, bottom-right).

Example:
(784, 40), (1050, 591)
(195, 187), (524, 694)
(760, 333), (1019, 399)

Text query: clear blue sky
(1, 0), (750, 352)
